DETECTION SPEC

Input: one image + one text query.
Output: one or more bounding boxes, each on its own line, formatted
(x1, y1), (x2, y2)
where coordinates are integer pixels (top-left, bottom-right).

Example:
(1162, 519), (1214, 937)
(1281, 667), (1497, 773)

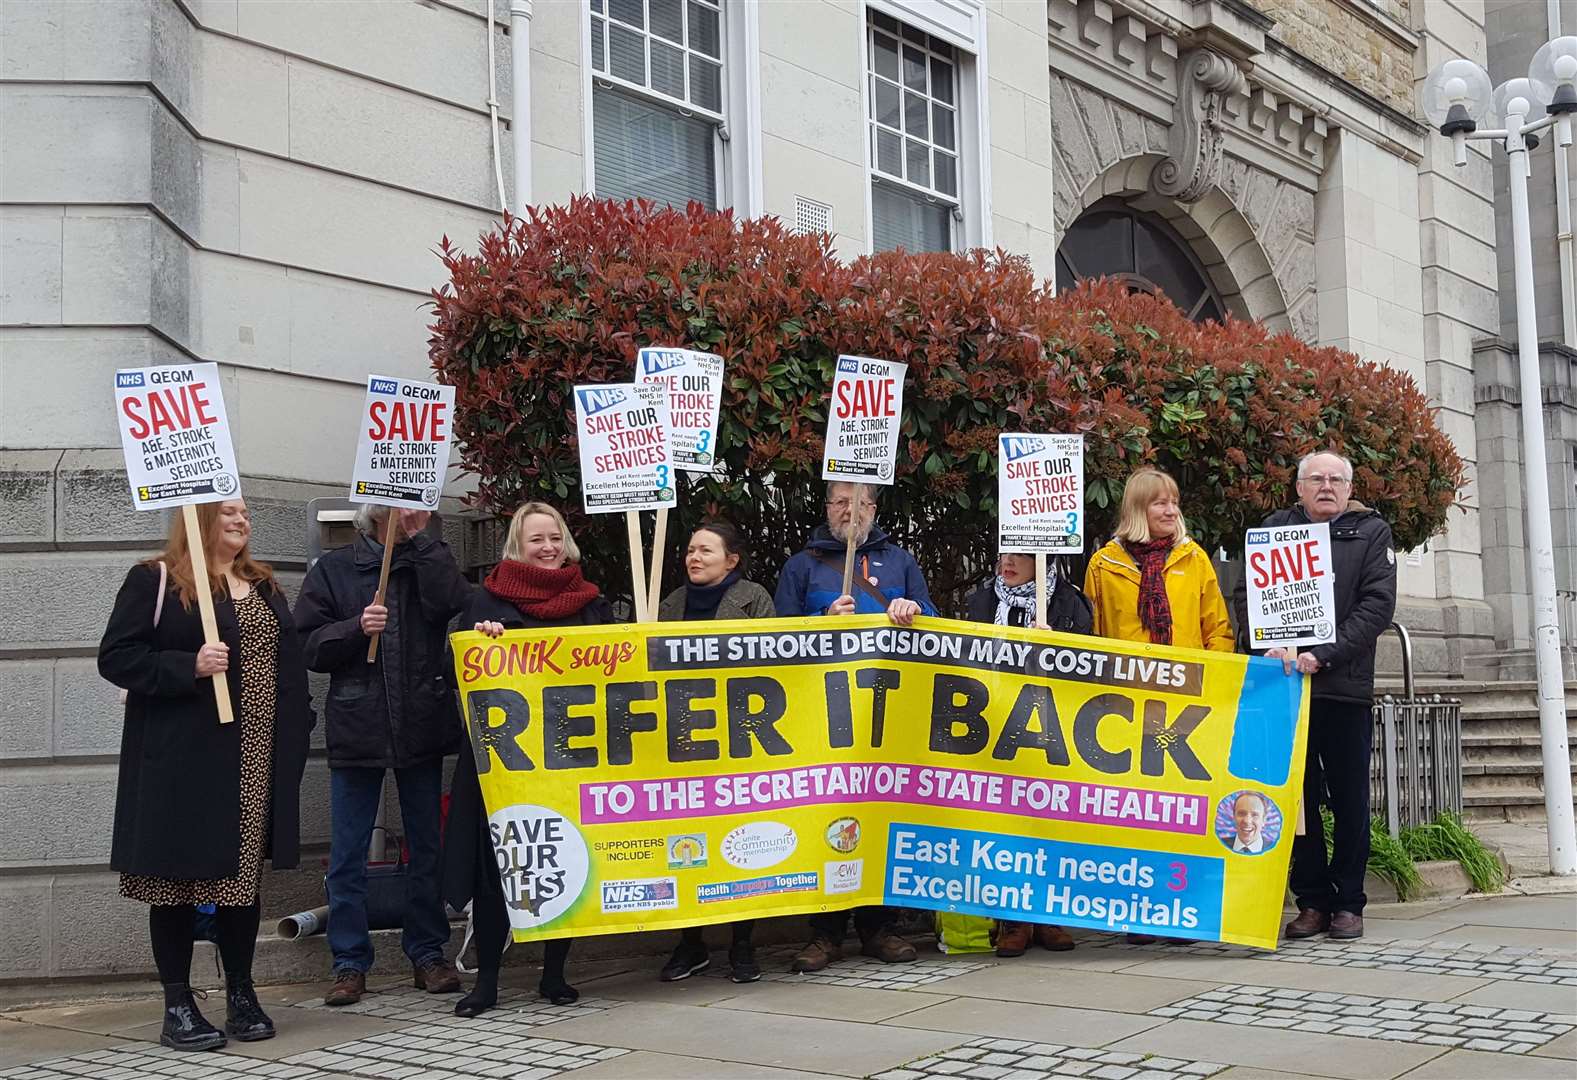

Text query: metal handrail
(1386, 621), (1414, 700)
(1369, 621), (1462, 835)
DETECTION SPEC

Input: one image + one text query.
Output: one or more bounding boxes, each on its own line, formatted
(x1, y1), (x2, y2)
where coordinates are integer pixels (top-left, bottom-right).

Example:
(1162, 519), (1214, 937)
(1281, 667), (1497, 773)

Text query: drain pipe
(510, 0), (533, 211)
(1554, 0), (1576, 344)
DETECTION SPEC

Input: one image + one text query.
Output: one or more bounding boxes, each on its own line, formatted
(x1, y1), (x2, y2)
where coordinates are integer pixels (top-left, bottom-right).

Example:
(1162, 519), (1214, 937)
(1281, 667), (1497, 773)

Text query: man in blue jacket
(776, 481), (936, 971)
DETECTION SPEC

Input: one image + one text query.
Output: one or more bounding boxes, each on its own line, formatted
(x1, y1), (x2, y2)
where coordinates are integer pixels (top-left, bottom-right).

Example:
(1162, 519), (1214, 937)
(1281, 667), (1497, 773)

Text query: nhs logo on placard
(837, 358), (860, 374)
(639, 348), (686, 375)
(369, 377), (399, 395)
(116, 372), (146, 388)
(1002, 436), (1047, 462)
(577, 386), (629, 415)
(1246, 530), (1271, 546)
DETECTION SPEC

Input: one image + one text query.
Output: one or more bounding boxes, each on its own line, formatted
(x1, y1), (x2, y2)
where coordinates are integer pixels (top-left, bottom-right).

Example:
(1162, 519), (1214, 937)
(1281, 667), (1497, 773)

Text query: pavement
(2, 887), (1574, 1080)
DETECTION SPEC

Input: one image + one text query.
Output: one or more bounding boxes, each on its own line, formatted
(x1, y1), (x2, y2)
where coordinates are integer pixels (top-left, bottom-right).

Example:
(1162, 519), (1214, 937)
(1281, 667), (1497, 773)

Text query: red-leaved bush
(429, 198), (1463, 613)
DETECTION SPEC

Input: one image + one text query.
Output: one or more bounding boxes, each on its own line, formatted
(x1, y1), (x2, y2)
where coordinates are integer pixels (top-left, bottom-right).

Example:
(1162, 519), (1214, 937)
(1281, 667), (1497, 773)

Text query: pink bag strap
(153, 560), (167, 627)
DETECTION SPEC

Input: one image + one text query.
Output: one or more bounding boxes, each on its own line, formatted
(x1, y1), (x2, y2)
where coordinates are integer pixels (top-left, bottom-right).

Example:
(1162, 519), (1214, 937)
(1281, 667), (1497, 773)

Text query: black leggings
(148, 902), (261, 986)
(471, 888), (569, 982)
(681, 920), (754, 947)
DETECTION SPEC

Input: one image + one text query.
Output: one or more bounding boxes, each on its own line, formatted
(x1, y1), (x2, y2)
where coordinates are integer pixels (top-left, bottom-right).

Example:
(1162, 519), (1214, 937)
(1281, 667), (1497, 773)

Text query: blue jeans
(326, 761), (450, 974)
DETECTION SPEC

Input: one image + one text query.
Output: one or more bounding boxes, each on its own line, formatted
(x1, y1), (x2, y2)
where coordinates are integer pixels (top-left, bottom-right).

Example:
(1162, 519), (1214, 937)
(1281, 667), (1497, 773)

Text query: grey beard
(830, 520), (873, 546)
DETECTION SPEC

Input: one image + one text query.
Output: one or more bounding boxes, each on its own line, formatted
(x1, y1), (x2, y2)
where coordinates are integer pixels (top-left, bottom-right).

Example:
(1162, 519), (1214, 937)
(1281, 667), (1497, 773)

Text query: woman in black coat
(443, 501), (612, 1018)
(98, 499), (312, 1052)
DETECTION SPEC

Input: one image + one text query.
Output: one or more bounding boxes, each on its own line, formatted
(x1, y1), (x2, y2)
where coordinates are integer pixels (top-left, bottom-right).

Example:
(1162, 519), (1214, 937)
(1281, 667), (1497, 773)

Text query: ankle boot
(455, 969), (499, 1018)
(224, 976), (276, 1041)
(160, 983), (226, 1052)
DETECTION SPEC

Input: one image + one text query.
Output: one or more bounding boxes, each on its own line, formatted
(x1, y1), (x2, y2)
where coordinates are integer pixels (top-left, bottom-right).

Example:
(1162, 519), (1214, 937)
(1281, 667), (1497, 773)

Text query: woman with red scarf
(1083, 467), (1234, 943)
(442, 502), (611, 1017)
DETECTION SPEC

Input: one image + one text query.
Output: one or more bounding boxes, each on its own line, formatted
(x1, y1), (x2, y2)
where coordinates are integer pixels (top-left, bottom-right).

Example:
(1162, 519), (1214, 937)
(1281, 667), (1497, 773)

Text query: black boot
(224, 976), (276, 1042)
(455, 969), (499, 1018)
(160, 984), (226, 1052)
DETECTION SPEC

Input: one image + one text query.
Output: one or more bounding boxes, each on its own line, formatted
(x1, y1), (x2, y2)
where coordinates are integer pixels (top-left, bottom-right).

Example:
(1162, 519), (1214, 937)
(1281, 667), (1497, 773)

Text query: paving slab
(1532, 1029), (1577, 1058)
(1106, 1018), (1445, 1079)
(1114, 955), (1488, 1002)
(1421, 924), (1577, 951)
(563, 1049), (850, 1078)
(922, 966), (1217, 1013)
(0, 1019), (127, 1069)
(1212, 1069), (1341, 1080)
(545, 1000), (967, 1074)
(577, 966), (755, 1006)
(1449, 980), (1577, 1015)
(1443, 896), (1576, 932)
(1397, 1047), (1577, 1078)
(220, 1008), (406, 1060)
(709, 982), (944, 1023)
(2, 997), (165, 1037)
(1353, 918), (1471, 943)
(883, 995), (1167, 1046)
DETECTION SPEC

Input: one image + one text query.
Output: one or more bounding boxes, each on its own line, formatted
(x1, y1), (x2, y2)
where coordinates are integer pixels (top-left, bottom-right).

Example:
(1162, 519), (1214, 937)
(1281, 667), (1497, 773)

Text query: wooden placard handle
(840, 483), (861, 600)
(366, 511), (397, 663)
(182, 504), (234, 725)
(626, 510), (650, 622)
(647, 507), (669, 620)
(1034, 552), (1048, 629)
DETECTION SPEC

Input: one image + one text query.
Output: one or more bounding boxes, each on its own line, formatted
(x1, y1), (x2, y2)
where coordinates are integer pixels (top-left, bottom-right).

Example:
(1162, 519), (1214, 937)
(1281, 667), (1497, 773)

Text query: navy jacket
(774, 524), (937, 617)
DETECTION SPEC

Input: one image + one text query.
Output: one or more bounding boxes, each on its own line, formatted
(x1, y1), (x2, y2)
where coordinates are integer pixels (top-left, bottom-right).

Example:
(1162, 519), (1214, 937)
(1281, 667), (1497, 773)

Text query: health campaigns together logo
(487, 804), (589, 930)
(721, 822), (797, 870)
(825, 816), (860, 853)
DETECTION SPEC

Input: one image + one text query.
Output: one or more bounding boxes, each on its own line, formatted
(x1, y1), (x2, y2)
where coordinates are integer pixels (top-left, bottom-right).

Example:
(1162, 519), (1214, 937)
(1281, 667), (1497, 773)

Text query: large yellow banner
(451, 615), (1310, 949)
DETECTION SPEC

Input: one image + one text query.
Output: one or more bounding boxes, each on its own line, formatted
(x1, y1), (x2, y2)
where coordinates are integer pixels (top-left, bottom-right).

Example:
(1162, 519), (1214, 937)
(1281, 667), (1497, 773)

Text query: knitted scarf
(684, 569), (741, 622)
(992, 576), (1039, 627)
(1123, 538), (1174, 646)
(483, 559), (600, 621)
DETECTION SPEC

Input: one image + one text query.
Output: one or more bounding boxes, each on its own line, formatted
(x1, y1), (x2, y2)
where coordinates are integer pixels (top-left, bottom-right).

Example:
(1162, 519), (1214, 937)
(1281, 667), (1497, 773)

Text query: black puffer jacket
(293, 531), (472, 767)
(1233, 502), (1397, 704)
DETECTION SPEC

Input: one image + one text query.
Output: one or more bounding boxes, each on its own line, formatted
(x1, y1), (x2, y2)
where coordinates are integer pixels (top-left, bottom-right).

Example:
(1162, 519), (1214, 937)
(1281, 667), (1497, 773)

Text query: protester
(777, 481), (937, 971)
(1235, 450), (1396, 941)
(1085, 467), (1234, 943)
(443, 502), (610, 1016)
(654, 520), (778, 984)
(99, 499), (311, 1051)
(294, 506), (469, 1005)
(965, 552), (1091, 956)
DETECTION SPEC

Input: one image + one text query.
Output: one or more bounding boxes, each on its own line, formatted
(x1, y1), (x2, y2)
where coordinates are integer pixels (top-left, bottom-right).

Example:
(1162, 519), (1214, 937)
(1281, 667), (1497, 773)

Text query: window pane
(901, 23), (925, 46)
(872, 32), (899, 82)
(650, 0), (683, 42)
(1134, 218), (1205, 312)
(594, 86), (716, 210)
(688, 1), (720, 58)
(651, 39), (685, 98)
(873, 78), (900, 129)
(905, 138), (930, 186)
(591, 16), (606, 72)
(931, 39), (953, 60)
(1196, 297), (1223, 323)
(608, 0), (643, 29)
(1056, 252), (1076, 292)
(903, 45), (927, 91)
(872, 183), (949, 253)
(689, 55), (722, 111)
(875, 127), (902, 175)
(903, 91), (928, 138)
(1061, 211), (1133, 275)
(932, 103), (954, 149)
(609, 23), (645, 83)
(934, 151), (956, 196)
(589, 0), (603, 12)
(930, 57), (954, 104)
(871, 9), (898, 34)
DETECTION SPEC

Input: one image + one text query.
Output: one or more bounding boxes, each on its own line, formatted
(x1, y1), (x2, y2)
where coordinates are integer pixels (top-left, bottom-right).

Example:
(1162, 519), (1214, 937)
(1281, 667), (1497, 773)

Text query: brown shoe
(1035, 924), (1076, 952)
(324, 969), (366, 1006)
(414, 958), (461, 994)
(791, 935), (841, 973)
(996, 922), (1032, 957)
(1285, 908), (1331, 939)
(1328, 911), (1363, 940)
(1125, 933), (1158, 944)
(861, 929), (917, 964)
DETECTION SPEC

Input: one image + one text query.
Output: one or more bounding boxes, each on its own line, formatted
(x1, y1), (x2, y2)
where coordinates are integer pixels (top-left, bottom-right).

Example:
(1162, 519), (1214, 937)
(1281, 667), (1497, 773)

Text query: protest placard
(451, 615), (1309, 949)
(575, 382), (676, 620)
(349, 374), (457, 661)
(998, 434), (1084, 623)
(114, 363), (239, 723)
(1245, 522), (1337, 649)
(823, 356), (906, 595)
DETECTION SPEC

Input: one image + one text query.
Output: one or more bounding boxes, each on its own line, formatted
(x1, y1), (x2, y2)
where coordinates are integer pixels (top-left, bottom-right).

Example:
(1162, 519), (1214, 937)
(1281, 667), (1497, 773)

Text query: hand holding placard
(1245, 523), (1337, 651)
(998, 434), (1085, 628)
(823, 356), (906, 597)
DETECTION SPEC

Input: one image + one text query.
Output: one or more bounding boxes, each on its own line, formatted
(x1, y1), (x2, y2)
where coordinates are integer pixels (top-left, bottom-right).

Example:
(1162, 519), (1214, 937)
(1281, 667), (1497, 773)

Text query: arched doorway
(1056, 198), (1226, 322)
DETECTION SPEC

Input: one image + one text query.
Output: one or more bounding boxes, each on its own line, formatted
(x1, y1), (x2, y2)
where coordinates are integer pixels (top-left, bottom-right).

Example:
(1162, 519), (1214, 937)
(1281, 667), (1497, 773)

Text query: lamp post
(1422, 37), (1577, 877)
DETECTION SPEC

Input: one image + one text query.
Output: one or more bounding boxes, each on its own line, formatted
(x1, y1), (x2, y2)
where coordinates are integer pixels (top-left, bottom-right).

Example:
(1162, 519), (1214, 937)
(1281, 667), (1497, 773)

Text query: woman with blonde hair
(1084, 468), (1233, 942)
(442, 501), (611, 1017)
(99, 499), (312, 1050)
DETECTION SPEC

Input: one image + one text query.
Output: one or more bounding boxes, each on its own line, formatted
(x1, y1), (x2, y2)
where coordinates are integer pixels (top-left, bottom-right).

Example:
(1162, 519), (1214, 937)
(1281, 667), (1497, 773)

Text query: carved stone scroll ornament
(1150, 48), (1248, 202)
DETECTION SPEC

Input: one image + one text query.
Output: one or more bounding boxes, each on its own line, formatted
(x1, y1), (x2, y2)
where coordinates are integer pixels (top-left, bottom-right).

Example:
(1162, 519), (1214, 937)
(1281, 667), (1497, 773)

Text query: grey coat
(658, 578), (778, 622)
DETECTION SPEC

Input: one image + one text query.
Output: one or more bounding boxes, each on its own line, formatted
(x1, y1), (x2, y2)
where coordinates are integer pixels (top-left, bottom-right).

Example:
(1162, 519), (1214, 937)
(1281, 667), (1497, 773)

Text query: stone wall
(1253, 0), (1417, 113)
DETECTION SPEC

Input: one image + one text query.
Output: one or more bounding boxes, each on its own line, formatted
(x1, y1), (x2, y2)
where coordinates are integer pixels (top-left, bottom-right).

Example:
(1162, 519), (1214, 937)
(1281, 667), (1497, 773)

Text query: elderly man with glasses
(775, 480), (937, 971)
(1234, 451), (1397, 941)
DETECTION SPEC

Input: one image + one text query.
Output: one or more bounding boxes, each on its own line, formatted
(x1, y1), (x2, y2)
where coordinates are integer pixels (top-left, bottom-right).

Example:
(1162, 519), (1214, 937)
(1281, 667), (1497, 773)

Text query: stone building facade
(0, 0), (1531, 980)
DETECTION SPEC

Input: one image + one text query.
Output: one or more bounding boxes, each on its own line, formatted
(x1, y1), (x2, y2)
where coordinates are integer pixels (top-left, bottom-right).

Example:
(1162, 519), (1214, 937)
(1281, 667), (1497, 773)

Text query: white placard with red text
(636, 347), (724, 473)
(1245, 522), (1336, 648)
(350, 374), (455, 509)
(997, 433), (1084, 553)
(823, 355), (906, 485)
(575, 382), (677, 513)
(114, 362), (241, 511)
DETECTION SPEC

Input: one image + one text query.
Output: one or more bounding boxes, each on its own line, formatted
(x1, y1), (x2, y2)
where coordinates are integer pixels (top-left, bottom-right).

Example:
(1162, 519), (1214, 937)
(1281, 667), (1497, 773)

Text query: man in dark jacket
(294, 505), (471, 1003)
(1234, 451), (1397, 942)
(776, 482), (936, 972)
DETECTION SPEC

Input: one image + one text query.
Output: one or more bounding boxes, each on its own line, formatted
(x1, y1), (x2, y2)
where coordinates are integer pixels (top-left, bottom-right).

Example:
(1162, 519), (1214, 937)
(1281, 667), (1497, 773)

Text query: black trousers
(1290, 699), (1374, 916)
(809, 906), (894, 942)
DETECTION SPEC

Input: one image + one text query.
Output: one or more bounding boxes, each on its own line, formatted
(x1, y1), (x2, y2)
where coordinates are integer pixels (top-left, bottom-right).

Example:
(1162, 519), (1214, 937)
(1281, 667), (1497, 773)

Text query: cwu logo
(1002, 436), (1048, 461)
(368, 377), (399, 395)
(577, 386), (629, 415)
(639, 348), (686, 374)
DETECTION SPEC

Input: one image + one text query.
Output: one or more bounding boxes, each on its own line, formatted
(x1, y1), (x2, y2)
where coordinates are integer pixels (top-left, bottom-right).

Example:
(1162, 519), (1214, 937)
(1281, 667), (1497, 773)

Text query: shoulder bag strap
(812, 551), (889, 609)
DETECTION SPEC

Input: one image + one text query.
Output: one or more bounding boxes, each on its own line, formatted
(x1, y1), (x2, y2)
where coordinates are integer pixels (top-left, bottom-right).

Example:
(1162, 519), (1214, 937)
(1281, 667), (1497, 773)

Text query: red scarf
(483, 559), (600, 621)
(1123, 538), (1174, 646)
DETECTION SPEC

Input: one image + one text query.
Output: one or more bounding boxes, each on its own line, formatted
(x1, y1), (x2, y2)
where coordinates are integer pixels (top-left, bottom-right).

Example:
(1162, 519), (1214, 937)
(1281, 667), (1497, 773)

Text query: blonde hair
(502, 502), (581, 564)
(152, 500), (274, 610)
(1113, 468), (1189, 544)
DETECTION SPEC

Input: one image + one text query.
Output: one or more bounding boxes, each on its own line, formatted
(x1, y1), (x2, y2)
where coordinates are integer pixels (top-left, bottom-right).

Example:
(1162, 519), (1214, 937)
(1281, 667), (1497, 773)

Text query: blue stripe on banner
(1226, 656), (1304, 787)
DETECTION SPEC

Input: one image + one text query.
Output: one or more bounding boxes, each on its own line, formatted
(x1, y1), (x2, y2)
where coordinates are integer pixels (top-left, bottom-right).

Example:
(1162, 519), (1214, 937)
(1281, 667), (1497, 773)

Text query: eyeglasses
(826, 499), (875, 510)
(1300, 474), (1352, 488)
